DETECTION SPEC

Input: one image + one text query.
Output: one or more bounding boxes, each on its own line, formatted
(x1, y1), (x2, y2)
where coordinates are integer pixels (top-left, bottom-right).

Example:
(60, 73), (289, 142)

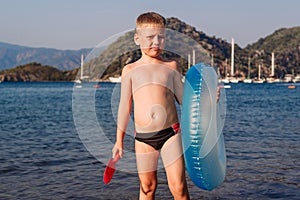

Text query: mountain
(164, 19), (300, 79)
(245, 27), (300, 52)
(0, 62), (77, 82)
(243, 26), (300, 78)
(1, 18), (299, 82)
(0, 42), (91, 71)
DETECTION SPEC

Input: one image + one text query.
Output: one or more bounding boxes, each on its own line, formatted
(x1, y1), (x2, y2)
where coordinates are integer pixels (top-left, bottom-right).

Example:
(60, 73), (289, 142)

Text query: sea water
(0, 82), (299, 199)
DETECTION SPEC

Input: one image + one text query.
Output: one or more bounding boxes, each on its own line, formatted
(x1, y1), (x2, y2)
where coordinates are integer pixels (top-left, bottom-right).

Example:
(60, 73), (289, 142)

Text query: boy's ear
(134, 33), (139, 45)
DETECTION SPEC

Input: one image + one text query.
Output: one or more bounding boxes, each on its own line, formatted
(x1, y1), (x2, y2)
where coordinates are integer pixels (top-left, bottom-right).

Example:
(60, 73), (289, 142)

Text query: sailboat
(229, 38), (239, 83)
(243, 56), (252, 83)
(266, 52), (281, 83)
(182, 50), (195, 83)
(74, 54), (89, 84)
(253, 64), (265, 83)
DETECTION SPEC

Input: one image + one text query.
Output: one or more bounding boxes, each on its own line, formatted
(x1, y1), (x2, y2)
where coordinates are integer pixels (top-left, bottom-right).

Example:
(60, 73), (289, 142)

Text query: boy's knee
(140, 180), (157, 195)
(169, 182), (187, 197)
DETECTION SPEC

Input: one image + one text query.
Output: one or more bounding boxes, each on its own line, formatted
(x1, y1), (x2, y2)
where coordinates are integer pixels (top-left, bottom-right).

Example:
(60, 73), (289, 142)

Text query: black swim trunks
(135, 123), (180, 150)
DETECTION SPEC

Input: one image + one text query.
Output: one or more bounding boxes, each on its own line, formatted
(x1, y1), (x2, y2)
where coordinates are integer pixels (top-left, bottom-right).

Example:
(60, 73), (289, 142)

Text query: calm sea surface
(0, 82), (299, 200)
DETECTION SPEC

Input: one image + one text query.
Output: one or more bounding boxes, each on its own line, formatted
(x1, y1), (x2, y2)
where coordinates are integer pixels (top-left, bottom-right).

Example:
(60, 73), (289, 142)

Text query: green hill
(0, 62), (77, 82)
(242, 26), (300, 78)
(245, 27), (300, 52)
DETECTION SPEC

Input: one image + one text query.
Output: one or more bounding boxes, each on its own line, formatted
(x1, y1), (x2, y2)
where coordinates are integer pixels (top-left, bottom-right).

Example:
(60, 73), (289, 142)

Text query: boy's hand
(216, 86), (220, 103)
(112, 143), (123, 159)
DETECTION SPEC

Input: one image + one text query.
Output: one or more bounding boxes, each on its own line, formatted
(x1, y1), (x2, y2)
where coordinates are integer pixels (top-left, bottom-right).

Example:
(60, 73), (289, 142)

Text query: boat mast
(80, 54), (84, 80)
(192, 49), (195, 65)
(225, 58), (228, 78)
(271, 52), (275, 77)
(247, 56), (251, 79)
(188, 54), (191, 70)
(231, 38), (234, 77)
(258, 64), (261, 80)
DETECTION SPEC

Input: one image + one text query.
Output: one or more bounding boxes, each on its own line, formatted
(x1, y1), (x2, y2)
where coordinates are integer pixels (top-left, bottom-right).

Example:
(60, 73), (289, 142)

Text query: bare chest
(131, 65), (174, 92)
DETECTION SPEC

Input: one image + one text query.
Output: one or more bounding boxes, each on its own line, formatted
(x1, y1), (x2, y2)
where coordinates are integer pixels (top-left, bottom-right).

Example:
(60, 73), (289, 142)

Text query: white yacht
(243, 78), (252, 83)
(293, 75), (300, 83)
(109, 76), (121, 83)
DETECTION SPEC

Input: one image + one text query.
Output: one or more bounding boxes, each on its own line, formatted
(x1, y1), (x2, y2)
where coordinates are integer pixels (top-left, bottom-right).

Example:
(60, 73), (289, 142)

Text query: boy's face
(134, 25), (165, 58)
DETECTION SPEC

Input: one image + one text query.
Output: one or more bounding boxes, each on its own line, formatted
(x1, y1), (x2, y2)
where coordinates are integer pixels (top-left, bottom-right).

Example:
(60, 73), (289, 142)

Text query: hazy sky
(1, 0), (299, 50)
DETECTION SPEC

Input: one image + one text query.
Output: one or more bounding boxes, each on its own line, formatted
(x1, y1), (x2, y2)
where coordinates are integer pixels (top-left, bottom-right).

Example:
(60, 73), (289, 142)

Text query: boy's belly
(134, 103), (178, 133)
(132, 84), (178, 133)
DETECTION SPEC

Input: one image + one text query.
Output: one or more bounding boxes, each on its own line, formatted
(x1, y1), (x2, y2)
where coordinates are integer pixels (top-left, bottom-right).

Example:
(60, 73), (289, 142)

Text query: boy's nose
(153, 35), (159, 45)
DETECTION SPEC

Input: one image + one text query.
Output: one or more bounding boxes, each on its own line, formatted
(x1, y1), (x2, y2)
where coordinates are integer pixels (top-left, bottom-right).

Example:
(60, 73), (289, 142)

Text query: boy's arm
(112, 66), (132, 158)
(173, 62), (184, 105)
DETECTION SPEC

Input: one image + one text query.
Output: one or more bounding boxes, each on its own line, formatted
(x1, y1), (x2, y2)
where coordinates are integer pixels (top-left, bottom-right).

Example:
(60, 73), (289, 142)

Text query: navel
(150, 112), (157, 119)
(149, 104), (167, 122)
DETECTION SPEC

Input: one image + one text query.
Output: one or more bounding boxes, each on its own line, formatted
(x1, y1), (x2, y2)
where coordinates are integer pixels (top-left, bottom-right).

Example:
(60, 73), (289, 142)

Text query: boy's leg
(161, 133), (190, 200)
(135, 140), (160, 200)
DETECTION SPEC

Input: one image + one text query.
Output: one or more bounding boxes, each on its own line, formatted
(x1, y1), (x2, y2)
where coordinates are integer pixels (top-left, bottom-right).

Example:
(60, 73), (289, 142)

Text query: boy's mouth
(151, 47), (160, 51)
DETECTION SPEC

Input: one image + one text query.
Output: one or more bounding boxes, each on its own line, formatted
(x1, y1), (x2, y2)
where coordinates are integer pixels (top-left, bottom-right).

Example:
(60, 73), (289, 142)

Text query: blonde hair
(136, 12), (166, 28)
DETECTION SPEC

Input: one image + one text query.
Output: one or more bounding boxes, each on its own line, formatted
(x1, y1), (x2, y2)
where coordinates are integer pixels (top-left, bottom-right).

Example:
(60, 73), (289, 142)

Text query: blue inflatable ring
(181, 63), (226, 190)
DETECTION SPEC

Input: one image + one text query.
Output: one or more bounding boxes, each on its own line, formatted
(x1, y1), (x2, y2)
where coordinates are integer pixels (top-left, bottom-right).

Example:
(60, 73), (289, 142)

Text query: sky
(0, 0), (299, 50)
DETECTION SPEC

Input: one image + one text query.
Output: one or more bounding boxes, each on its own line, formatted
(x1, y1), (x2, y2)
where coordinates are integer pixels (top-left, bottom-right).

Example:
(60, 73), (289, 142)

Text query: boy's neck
(139, 53), (163, 64)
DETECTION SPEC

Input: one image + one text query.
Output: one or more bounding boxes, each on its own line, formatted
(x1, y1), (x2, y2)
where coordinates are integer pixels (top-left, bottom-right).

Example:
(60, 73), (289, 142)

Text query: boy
(112, 12), (190, 199)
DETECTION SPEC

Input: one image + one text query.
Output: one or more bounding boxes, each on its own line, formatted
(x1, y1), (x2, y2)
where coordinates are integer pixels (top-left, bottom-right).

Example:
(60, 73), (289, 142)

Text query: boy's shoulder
(163, 60), (177, 69)
(122, 61), (138, 72)
(159, 59), (179, 72)
(121, 61), (139, 77)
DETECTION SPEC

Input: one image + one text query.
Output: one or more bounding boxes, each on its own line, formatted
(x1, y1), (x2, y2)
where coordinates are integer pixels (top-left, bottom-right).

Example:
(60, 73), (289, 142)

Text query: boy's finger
(119, 149), (123, 158)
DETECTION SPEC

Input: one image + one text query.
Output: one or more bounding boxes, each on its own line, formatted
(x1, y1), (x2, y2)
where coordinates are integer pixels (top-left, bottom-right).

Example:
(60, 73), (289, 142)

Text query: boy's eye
(158, 35), (165, 40)
(146, 35), (165, 40)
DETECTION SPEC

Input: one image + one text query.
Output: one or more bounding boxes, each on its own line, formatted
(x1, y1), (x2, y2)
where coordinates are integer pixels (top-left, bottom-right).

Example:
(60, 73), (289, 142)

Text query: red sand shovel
(103, 154), (120, 184)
